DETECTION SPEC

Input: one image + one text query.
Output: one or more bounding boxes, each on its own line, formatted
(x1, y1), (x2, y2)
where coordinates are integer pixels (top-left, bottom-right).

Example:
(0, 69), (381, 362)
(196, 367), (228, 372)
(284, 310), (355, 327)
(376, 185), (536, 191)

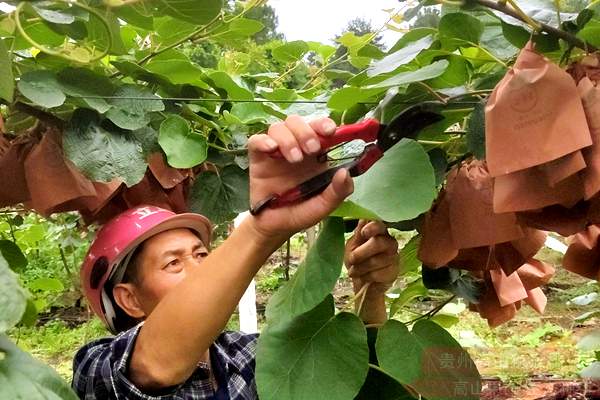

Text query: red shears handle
(269, 119), (380, 158)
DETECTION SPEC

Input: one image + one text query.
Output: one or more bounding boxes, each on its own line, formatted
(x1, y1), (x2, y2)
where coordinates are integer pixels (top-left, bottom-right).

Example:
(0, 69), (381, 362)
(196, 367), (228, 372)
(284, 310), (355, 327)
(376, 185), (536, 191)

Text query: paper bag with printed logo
(485, 41), (592, 177)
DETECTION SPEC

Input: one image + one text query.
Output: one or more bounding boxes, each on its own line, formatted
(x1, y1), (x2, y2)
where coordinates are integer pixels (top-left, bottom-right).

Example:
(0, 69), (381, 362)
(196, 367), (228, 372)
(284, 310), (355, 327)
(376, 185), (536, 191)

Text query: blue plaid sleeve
(72, 323), (180, 400)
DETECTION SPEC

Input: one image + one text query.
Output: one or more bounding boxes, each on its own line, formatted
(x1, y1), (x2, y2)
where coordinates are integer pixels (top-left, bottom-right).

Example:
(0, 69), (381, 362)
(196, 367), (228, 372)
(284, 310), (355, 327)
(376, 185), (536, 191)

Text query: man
(72, 116), (400, 399)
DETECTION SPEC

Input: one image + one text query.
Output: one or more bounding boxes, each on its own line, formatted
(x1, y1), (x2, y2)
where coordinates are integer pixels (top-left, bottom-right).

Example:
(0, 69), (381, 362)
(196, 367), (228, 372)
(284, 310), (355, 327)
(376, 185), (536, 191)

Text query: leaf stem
(474, 0), (596, 51)
(14, 1), (112, 63)
(416, 81), (447, 103)
(405, 295), (456, 325)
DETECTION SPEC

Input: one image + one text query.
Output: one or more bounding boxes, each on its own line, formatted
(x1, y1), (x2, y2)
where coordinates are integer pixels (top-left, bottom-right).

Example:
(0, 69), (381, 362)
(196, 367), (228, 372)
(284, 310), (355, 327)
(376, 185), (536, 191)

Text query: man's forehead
(145, 228), (206, 251)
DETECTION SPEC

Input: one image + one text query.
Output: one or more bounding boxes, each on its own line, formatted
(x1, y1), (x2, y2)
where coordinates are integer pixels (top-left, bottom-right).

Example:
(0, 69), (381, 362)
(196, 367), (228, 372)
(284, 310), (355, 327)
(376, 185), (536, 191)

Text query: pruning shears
(249, 101), (446, 215)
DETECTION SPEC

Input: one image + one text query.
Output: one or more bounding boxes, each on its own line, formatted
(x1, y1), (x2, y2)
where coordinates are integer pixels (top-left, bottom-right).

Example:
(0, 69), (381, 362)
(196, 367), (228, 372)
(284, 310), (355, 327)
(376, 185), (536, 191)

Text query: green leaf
(145, 50), (211, 90)
(578, 19), (600, 47)
(229, 103), (277, 124)
(29, 277), (64, 292)
(63, 109), (148, 187)
(106, 85), (165, 130)
(429, 56), (471, 89)
(159, 115), (207, 168)
(349, 139), (437, 222)
(207, 71), (253, 100)
(151, 0), (223, 25)
(365, 60), (449, 89)
(272, 40), (309, 63)
(86, 9), (128, 55)
(439, 13), (484, 44)
(17, 70), (65, 109)
(57, 67), (115, 113)
(18, 298), (38, 328)
(430, 313), (461, 329)
(260, 88), (297, 104)
(376, 320), (481, 400)
(12, 20), (65, 50)
(307, 41), (336, 62)
(328, 87), (382, 111)
(31, 3), (75, 24)
(0, 40), (13, 103)
(257, 295), (369, 400)
(189, 165), (249, 224)
(331, 200), (380, 220)
(265, 218), (344, 323)
(400, 235), (422, 275)
(211, 18), (264, 40)
(466, 100), (486, 159)
(0, 255), (27, 333)
(0, 334), (79, 399)
(367, 35), (433, 77)
(390, 278), (428, 317)
(115, 5), (154, 30)
(153, 16), (196, 48)
(0, 240), (27, 272)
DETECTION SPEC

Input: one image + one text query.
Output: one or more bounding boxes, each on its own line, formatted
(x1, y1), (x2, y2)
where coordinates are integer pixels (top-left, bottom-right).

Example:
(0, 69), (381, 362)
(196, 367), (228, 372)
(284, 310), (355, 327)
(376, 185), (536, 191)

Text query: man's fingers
(285, 115), (323, 155)
(361, 220), (388, 239)
(268, 122), (304, 163)
(347, 235), (398, 265)
(362, 263), (400, 286)
(308, 117), (337, 137)
(247, 134), (278, 154)
(347, 254), (398, 278)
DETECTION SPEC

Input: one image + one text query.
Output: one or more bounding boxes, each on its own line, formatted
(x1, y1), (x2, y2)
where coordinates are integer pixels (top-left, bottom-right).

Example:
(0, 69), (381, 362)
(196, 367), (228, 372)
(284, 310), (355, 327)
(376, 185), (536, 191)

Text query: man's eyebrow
(160, 241), (205, 258)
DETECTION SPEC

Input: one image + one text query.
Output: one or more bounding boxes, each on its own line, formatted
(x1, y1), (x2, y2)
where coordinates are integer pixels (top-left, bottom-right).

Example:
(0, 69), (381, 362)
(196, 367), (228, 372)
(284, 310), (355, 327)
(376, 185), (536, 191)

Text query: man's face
(130, 228), (208, 316)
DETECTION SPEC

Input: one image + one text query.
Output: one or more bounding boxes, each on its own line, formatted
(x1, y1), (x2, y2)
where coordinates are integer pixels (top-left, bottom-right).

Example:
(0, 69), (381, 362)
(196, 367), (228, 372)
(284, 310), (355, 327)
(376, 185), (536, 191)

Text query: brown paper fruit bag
(486, 41), (592, 177)
(517, 201), (588, 236)
(563, 224), (600, 280)
(0, 135), (34, 207)
(446, 160), (524, 249)
(417, 189), (458, 268)
(24, 130), (97, 215)
(579, 77), (600, 199)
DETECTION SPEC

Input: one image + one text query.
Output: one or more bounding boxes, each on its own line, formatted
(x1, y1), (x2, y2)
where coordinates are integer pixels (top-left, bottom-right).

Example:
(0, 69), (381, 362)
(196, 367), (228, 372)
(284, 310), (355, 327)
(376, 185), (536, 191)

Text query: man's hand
(345, 220), (400, 323)
(247, 116), (354, 240)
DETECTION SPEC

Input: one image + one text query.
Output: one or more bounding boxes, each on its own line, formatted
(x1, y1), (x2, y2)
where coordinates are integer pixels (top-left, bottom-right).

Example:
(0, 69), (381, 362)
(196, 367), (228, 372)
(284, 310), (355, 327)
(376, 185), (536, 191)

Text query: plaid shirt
(72, 323), (259, 400)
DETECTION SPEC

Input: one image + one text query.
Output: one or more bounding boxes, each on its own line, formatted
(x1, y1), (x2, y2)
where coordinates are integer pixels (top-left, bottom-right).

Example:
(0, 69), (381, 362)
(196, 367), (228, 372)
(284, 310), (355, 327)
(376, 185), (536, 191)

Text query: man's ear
(113, 283), (146, 319)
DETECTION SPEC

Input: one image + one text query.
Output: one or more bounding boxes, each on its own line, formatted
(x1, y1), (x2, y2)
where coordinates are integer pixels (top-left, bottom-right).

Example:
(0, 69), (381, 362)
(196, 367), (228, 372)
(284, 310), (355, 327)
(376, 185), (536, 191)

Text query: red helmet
(80, 205), (212, 333)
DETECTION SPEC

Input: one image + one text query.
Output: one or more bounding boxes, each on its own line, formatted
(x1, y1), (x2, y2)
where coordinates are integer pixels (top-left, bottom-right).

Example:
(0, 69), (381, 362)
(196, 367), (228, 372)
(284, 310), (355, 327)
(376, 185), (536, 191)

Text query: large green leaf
(256, 295), (369, 400)
(151, 0), (223, 25)
(0, 40), (13, 103)
(12, 21), (65, 50)
(0, 241), (27, 272)
(105, 85), (165, 130)
(265, 218), (344, 324)
(159, 115), (207, 168)
(272, 40), (309, 63)
(0, 255), (27, 333)
(63, 109), (147, 187)
(0, 334), (78, 399)
(376, 320), (481, 400)
(578, 19), (600, 47)
(367, 35), (433, 77)
(429, 56), (471, 89)
(145, 50), (211, 89)
(365, 60), (449, 89)
(348, 139), (437, 222)
(57, 67), (116, 113)
(439, 13), (484, 44)
(17, 70), (65, 109)
(211, 17), (264, 40)
(328, 87), (383, 111)
(189, 165), (249, 224)
(207, 71), (253, 100)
